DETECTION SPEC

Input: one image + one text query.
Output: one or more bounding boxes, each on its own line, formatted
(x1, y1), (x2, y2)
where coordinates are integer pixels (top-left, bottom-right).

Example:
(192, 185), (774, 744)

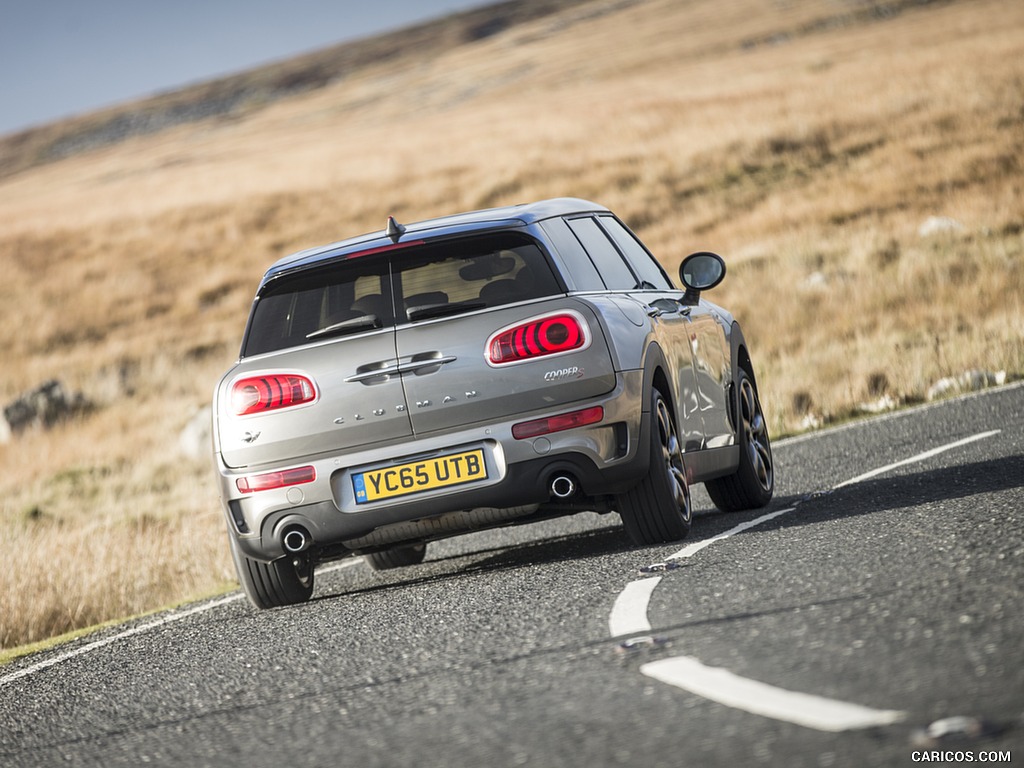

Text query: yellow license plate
(352, 448), (487, 504)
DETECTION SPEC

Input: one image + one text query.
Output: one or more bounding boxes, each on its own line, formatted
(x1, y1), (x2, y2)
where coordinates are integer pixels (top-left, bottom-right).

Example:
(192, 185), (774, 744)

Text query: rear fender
(630, 342), (671, 473)
(640, 342), (670, 415)
(727, 321), (757, 433)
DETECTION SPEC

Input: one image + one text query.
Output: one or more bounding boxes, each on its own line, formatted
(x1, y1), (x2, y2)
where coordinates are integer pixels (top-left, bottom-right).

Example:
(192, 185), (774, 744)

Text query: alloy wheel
(739, 376), (773, 492)
(655, 396), (691, 523)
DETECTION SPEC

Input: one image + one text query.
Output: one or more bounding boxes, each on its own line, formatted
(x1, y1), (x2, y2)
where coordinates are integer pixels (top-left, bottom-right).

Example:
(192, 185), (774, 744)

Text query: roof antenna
(386, 215), (407, 244)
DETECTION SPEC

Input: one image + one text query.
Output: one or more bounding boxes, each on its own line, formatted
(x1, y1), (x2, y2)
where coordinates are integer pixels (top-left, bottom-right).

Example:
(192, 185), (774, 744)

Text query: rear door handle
(347, 354), (457, 382)
(397, 355), (458, 375)
(345, 362), (401, 383)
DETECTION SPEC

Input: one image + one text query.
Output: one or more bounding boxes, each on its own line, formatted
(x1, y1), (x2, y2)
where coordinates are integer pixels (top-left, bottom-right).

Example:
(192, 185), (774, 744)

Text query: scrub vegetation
(0, 0), (1021, 650)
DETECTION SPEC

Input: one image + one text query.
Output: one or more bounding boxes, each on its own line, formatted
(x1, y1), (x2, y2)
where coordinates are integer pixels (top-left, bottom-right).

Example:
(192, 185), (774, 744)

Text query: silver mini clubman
(213, 198), (774, 608)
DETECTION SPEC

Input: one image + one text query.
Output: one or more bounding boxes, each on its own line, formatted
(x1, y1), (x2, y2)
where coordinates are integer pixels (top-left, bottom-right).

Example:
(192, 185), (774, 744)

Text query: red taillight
(512, 406), (604, 439)
(487, 312), (589, 365)
(236, 466), (316, 494)
(231, 374), (316, 416)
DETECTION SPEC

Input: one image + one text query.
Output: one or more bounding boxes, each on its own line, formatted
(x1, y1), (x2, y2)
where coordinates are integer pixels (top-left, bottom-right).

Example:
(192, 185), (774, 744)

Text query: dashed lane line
(640, 657), (906, 732)
(834, 429), (1001, 489)
(608, 508), (796, 638)
(666, 507), (795, 563)
(608, 576), (661, 637)
(615, 428), (1003, 731)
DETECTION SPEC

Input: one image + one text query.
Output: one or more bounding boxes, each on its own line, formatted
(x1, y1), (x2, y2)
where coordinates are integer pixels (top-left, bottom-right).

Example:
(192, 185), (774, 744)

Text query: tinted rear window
(244, 257), (392, 356)
(242, 233), (560, 357)
(393, 233), (560, 322)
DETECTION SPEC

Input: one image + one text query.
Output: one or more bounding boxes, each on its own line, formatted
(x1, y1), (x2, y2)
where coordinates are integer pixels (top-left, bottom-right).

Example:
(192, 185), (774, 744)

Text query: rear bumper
(217, 369), (648, 562)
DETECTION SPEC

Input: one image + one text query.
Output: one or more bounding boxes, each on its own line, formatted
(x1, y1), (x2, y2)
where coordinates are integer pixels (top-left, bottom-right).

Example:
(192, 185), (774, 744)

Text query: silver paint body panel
(213, 198), (745, 562)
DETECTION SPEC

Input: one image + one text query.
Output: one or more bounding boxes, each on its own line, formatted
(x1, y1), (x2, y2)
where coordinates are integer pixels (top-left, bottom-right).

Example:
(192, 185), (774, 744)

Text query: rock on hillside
(1, 380), (92, 442)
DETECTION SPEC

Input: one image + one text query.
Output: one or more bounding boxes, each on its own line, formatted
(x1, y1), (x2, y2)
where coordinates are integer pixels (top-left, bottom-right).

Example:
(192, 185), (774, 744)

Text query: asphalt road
(2, 383), (1022, 767)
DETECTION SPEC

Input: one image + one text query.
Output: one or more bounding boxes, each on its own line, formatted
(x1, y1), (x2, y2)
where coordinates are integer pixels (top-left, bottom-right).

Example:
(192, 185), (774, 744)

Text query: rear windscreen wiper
(407, 301), (487, 321)
(306, 314), (380, 340)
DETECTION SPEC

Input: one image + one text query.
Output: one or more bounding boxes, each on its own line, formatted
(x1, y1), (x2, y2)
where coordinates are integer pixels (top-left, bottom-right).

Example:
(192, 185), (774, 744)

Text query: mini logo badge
(544, 366), (584, 382)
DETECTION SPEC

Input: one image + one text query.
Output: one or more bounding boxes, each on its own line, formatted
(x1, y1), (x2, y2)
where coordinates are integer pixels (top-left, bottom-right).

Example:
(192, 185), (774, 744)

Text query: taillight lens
(236, 466), (316, 494)
(486, 311), (589, 365)
(512, 406), (604, 439)
(231, 374), (316, 416)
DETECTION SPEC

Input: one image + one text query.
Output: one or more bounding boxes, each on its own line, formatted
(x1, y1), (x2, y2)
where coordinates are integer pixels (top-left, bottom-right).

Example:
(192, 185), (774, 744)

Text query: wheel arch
(705, 322), (775, 511)
(730, 321), (755, 381)
(729, 321), (758, 431)
(630, 341), (674, 476)
(640, 341), (674, 416)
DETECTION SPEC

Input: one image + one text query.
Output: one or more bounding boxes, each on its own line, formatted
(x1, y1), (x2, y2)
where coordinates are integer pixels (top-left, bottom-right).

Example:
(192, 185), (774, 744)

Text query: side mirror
(679, 251), (726, 303)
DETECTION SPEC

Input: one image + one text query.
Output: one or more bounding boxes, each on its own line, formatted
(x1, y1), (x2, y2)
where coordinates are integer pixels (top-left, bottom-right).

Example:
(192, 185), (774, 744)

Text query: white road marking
(614, 428), (1003, 731)
(607, 507), (795, 640)
(774, 381), (1020, 449)
(610, 506), (798, 640)
(834, 429), (1001, 489)
(0, 558), (364, 687)
(640, 657), (906, 732)
(608, 576), (661, 637)
(0, 594), (242, 688)
(666, 507), (796, 562)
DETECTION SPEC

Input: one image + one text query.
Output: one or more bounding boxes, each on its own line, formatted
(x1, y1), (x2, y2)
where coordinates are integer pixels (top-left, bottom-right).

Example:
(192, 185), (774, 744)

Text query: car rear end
(213, 208), (650, 568)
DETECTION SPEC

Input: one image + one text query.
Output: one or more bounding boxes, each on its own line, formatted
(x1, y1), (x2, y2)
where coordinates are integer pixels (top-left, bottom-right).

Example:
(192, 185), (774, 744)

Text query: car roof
(261, 197), (609, 284)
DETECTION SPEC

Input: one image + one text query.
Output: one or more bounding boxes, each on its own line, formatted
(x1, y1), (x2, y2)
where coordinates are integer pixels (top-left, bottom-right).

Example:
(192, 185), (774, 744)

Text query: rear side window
(538, 218), (605, 291)
(598, 216), (674, 290)
(566, 217), (638, 290)
(242, 232), (561, 356)
(393, 233), (561, 322)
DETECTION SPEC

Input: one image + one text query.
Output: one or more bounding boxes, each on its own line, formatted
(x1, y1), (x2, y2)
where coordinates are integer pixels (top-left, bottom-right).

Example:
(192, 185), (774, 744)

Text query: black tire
(230, 536), (314, 609)
(365, 542), (428, 571)
(617, 388), (692, 545)
(706, 365), (774, 512)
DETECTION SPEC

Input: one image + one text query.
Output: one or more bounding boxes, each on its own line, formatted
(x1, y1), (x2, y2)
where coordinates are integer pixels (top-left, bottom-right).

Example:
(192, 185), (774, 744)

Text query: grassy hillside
(1, 0), (1021, 650)
(0, 0), (594, 179)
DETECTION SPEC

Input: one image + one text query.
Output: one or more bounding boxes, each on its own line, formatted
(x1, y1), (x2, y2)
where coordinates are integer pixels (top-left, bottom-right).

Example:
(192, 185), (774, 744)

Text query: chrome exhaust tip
(281, 525), (312, 554)
(550, 475), (577, 499)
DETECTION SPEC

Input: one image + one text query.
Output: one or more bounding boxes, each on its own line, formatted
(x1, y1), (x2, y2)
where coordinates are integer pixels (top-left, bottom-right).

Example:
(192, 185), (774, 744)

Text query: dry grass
(1, 0), (1021, 650)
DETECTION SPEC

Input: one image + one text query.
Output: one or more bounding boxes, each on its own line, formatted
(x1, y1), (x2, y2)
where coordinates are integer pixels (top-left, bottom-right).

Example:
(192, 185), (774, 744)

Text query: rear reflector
(231, 374), (316, 416)
(512, 406), (604, 439)
(487, 311), (590, 365)
(236, 466), (316, 494)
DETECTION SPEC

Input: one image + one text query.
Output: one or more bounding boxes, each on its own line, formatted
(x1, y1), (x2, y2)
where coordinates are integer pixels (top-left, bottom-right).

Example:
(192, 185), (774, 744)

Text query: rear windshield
(242, 232), (561, 357)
